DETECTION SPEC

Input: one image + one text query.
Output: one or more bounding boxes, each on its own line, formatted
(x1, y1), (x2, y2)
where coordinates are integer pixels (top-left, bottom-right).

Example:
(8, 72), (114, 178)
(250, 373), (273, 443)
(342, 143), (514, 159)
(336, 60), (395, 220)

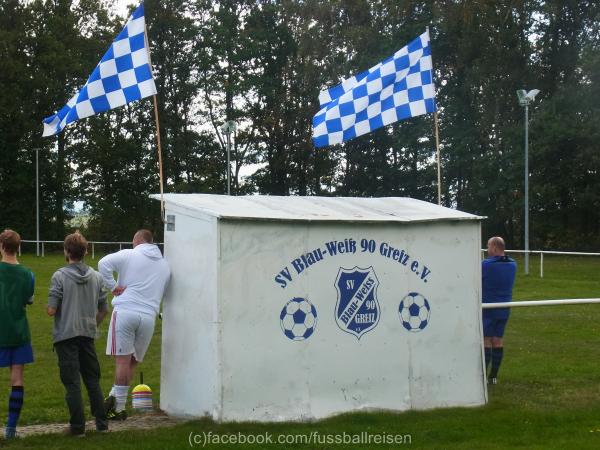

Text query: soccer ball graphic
(399, 292), (431, 332)
(280, 297), (318, 341)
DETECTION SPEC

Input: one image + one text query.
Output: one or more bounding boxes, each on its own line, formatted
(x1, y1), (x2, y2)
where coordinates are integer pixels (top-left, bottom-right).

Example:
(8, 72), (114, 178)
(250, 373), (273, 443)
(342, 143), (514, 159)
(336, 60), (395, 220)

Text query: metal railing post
(540, 252), (544, 278)
(92, 243), (95, 259)
(42, 242), (45, 257)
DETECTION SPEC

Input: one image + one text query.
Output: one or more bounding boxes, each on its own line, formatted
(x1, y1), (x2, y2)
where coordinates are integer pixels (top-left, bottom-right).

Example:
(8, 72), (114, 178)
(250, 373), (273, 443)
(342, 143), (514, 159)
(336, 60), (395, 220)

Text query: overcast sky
(106, 0), (263, 184)
(113, 0), (136, 18)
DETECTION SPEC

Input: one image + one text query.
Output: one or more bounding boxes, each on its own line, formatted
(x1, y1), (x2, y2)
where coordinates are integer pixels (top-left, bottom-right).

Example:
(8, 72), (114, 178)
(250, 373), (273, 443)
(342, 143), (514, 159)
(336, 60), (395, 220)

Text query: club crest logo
(334, 266), (380, 339)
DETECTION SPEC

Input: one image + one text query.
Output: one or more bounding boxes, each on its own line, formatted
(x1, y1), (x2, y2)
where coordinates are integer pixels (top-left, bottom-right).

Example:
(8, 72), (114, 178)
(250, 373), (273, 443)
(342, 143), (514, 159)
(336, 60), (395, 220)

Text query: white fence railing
(17, 242), (599, 269)
(19, 240), (163, 259)
(480, 249), (600, 278)
(483, 298), (600, 308)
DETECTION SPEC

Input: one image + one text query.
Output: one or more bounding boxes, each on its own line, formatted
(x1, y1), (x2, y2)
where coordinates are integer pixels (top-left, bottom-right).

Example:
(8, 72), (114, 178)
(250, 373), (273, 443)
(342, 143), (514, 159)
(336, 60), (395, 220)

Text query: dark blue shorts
(482, 317), (509, 338)
(0, 343), (34, 367)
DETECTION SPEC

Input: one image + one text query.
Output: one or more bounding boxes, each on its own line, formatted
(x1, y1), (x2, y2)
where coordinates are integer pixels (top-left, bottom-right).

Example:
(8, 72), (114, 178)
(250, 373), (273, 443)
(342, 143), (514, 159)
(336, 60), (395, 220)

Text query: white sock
(113, 385), (129, 412)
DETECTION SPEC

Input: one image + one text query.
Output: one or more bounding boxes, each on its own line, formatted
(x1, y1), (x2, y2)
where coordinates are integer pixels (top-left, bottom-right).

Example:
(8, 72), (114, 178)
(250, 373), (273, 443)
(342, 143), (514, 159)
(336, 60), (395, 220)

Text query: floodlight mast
(516, 88), (539, 275)
(220, 120), (237, 196)
(36, 148), (39, 256)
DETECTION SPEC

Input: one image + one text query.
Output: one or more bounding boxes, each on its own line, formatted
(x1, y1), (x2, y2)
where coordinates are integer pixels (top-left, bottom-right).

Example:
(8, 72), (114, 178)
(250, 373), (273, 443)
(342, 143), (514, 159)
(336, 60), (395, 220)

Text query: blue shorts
(0, 343), (34, 367)
(483, 317), (509, 338)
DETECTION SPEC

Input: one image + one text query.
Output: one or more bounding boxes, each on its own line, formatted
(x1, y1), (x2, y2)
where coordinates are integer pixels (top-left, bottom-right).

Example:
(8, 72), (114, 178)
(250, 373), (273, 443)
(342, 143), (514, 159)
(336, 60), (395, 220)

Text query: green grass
(1, 253), (600, 449)
(0, 254), (162, 426)
(511, 253), (600, 300)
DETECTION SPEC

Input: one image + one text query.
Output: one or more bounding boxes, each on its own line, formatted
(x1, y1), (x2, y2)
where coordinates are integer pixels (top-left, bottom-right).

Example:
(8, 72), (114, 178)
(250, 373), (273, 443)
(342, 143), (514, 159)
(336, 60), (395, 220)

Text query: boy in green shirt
(0, 229), (35, 439)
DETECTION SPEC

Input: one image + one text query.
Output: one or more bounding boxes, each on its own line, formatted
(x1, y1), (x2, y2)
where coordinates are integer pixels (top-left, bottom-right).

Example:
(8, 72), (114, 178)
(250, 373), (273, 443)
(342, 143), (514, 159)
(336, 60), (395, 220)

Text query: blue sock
(484, 347), (492, 372)
(490, 347), (504, 378)
(7, 386), (24, 430)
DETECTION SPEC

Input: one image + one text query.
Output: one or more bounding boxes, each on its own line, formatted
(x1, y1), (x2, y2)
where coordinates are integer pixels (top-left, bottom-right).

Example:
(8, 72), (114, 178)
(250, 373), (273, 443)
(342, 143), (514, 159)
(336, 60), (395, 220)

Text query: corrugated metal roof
(151, 194), (483, 223)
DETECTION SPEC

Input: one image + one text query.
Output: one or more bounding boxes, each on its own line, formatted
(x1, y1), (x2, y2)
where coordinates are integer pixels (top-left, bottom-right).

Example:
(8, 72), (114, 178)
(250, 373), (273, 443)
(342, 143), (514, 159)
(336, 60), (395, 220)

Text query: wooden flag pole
(152, 95), (165, 222)
(434, 110), (441, 205)
(145, 23), (165, 222)
(427, 26), (442, 206)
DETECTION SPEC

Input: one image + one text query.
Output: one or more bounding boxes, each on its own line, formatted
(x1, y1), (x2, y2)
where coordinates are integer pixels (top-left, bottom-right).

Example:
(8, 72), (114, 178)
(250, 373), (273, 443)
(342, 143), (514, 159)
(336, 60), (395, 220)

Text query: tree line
(1, 0), (598, 249)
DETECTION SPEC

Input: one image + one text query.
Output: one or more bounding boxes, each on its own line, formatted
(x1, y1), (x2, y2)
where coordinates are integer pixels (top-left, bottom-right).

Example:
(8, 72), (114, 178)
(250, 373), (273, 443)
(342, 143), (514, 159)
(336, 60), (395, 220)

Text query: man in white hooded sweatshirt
(98, 229), (170, 420)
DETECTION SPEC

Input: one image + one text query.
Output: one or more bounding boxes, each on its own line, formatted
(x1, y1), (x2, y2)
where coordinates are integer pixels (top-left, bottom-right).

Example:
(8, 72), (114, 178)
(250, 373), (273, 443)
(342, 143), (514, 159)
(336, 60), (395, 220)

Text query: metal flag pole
(145, 24), (165, 222)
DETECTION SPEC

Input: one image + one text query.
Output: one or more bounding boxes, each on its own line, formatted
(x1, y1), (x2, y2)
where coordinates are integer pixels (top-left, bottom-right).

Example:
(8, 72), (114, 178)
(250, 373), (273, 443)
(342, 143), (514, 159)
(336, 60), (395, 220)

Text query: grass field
(1, 252), (600, 449)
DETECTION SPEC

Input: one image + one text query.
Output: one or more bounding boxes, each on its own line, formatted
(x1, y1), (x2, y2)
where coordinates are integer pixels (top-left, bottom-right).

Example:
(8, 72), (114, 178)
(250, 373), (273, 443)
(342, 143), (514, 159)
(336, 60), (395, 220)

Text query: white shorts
(106, 309), (155, 362)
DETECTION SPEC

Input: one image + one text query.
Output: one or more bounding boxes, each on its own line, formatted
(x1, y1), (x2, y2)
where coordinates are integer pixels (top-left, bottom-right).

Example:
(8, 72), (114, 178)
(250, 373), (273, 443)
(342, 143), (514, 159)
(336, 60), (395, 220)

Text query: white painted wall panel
(158, 195), (485, 422)
(160, 206), (221, 418)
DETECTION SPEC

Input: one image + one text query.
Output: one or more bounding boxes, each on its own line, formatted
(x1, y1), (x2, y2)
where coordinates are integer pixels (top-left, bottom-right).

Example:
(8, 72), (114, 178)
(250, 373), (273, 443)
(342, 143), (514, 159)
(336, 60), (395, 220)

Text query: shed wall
(216, 219), (485, 421)
(160, 207), (221, 418)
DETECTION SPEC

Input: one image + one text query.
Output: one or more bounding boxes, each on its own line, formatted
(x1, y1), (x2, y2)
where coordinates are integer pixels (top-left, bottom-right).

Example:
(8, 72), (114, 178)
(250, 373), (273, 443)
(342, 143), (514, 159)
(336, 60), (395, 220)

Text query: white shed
(154, 194), (486, 422)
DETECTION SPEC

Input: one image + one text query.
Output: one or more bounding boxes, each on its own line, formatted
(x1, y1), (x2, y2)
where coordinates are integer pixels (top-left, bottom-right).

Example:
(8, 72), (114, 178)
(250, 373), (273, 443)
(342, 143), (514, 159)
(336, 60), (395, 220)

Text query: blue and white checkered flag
(312, 30), (436, 148)
(42, 4), (156, 137)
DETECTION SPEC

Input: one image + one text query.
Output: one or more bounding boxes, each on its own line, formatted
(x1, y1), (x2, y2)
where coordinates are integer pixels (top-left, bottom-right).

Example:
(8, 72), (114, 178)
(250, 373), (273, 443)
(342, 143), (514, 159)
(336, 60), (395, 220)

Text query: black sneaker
(107, 409), (127, 421)
(5, 427), (18, 439)
(488, 377), (498, 385)
(63, 427), (86, 437)
(104, 395), (116, 415)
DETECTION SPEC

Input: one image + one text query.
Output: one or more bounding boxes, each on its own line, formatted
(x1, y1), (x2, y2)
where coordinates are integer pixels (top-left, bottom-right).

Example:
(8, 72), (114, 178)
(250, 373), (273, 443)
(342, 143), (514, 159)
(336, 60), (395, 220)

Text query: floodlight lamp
(526, 89), (540, 101)
(516, 89), (528, 106)
(220, 120), (237, 133)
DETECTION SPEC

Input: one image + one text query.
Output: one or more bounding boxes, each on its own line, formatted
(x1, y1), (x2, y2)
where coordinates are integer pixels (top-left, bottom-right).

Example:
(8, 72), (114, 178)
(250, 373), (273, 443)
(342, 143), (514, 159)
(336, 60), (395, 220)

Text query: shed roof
(152, 194), (483, 223)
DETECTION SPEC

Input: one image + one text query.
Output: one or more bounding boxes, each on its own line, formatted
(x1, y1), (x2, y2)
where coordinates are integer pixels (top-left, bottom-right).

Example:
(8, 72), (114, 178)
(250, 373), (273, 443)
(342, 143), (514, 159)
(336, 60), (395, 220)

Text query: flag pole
(152, 95), (165, 221)
(426, 26), (442, 206)
(144, 24), (165, 222)
(434, 111), (441, 205)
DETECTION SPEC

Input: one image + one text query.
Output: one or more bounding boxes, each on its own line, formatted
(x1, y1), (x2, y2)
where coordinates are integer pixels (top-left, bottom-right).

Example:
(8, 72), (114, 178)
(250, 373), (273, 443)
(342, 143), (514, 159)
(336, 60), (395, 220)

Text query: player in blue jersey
(482, 236), (517, 385)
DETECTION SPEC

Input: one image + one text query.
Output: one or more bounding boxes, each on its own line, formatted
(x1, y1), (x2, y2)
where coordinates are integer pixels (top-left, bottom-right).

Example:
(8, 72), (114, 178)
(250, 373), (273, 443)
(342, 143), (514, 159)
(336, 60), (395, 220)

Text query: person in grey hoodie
(47, 232), (109, 436)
